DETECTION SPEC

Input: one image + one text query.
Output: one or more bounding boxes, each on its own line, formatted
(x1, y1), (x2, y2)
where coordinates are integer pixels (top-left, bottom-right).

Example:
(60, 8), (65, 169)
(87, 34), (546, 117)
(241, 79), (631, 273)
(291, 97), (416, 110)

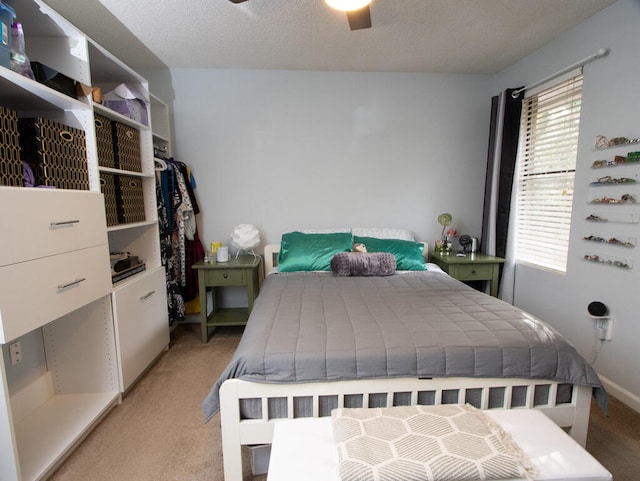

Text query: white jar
(216, 246), (229, 262)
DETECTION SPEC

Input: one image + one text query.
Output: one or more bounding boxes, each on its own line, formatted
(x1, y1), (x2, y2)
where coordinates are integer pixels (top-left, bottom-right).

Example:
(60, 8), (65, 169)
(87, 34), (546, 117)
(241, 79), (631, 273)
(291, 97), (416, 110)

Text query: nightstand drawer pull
(140, 290), (156, 301)
(57, 277), (86, 290)
(204, 269), (243, 284)
(455, 264), (493, 278)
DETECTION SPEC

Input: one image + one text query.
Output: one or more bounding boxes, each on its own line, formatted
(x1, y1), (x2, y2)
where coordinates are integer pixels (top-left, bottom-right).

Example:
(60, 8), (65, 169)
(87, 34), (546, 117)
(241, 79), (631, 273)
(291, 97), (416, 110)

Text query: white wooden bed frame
(217, 243), (593, 481)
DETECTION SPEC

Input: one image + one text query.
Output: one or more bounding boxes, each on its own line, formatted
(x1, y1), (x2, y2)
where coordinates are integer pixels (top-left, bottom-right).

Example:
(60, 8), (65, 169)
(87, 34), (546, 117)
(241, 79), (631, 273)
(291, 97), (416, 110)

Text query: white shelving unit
(86, 18), (169, 393)
(0, 0), (170, 478)
(0, 188), (117, 481)
(150, 93), (172, 158)
(87, 50), (169, 392)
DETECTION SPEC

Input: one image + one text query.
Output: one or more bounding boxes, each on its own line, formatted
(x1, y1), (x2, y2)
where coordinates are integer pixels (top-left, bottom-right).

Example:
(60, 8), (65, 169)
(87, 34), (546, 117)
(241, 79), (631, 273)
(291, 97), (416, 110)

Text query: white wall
(147, 0), (640, 409)
(493, 0), (640, 409)
(166, 70), (492, 249)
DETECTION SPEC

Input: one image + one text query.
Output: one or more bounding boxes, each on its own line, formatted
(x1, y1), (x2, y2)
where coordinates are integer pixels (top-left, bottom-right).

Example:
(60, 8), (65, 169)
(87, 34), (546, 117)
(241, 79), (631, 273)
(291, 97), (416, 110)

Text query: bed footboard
(219, 377), (592, 481)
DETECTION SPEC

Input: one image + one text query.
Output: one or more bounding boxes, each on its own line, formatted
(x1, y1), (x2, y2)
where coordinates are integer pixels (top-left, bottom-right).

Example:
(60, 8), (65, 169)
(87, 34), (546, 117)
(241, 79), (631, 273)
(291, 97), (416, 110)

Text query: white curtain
(499, 168), (520, 304)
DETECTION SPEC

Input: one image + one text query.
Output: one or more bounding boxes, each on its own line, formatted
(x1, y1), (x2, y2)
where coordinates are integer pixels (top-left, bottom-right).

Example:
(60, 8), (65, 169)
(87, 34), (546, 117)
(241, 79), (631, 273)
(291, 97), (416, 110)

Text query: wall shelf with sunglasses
(593, 134), (640, 151)
(590, 174), (638, 186)
(583, 135), (640, 272)
(591, 156), (640, 169)
(588, 194), (637, 204)
(583, 253), (633, 270)
(591, 136), (640, 169)
(583, 234), (636, 248)
(585, 212), (640, 224)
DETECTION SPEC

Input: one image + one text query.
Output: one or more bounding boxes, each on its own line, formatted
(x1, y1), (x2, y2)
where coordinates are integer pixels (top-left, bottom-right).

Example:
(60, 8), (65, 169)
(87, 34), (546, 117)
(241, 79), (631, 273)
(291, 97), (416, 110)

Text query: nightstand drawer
(453, 263), (493, 280)
(204, 268), (245, 285)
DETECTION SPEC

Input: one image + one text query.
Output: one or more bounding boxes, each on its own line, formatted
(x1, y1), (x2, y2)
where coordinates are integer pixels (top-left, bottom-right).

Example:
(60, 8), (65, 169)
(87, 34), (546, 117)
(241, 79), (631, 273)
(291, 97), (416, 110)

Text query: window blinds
(514, 74), (583, 272)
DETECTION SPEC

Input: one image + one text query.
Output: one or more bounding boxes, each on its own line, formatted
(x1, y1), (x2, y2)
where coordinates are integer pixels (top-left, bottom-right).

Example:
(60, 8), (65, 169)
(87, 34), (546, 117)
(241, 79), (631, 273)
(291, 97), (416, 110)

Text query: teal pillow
(353, 236), (425, 271)
(278, 231), (353, 272)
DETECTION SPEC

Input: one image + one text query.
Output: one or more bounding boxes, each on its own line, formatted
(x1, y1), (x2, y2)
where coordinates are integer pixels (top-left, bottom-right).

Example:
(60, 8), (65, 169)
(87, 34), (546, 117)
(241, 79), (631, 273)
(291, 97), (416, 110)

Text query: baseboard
(598, 373), (640, 414)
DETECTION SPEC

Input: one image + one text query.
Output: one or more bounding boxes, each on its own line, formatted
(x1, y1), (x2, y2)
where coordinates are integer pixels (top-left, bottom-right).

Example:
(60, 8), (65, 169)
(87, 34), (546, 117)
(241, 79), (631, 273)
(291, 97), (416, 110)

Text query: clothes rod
(511, 48), (609, 98)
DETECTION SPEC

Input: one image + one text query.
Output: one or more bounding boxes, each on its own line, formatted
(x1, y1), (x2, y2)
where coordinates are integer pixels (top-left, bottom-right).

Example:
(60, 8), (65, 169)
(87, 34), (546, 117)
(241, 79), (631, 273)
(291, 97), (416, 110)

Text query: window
(514, 73), (583, 272)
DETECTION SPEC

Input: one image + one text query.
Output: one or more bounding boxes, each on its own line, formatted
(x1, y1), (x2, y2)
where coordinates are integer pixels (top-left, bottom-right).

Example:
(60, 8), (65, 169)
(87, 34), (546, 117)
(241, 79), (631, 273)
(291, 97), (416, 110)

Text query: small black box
(31, 62), (76, 98)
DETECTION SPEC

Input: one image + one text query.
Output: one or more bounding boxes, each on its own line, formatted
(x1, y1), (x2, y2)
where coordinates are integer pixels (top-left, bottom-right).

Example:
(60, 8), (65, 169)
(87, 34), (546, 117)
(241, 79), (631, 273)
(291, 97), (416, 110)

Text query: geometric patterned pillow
(331, 404), (536, 481)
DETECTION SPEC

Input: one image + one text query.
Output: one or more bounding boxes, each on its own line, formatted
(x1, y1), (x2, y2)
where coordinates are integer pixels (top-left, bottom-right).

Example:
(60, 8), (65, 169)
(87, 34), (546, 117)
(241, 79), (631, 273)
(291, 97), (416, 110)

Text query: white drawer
(0, 244), (112, 343)
(0, 187), (108, 267)
(112, 267), (169, 391)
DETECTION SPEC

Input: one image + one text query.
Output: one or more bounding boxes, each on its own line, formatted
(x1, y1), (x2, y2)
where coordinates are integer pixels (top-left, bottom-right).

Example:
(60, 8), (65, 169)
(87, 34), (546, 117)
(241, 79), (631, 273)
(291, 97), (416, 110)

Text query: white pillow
(352, 227), (415, 241)
(299, 227), (351, 234)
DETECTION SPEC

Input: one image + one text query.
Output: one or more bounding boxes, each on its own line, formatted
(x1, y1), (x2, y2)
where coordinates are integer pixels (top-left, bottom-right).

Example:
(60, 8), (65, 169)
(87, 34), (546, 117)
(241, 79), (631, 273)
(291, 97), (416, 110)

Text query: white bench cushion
(267, 410), (611, 481)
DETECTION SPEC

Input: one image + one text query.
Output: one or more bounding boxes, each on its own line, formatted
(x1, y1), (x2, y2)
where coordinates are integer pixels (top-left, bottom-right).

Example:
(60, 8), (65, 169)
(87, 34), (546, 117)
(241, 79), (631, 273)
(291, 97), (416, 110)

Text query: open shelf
(15, 392), (119, 481)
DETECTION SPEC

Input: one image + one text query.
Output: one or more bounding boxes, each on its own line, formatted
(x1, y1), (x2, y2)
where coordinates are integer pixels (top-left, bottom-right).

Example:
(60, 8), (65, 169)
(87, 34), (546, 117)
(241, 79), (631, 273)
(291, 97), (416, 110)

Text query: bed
(202, 229), (607, 481)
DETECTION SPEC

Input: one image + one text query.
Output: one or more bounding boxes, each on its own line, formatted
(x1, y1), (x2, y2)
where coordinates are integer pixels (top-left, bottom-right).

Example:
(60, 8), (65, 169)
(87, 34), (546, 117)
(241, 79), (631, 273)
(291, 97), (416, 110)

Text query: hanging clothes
(155, 156), (204, 325)
(156, 169), (185, 325)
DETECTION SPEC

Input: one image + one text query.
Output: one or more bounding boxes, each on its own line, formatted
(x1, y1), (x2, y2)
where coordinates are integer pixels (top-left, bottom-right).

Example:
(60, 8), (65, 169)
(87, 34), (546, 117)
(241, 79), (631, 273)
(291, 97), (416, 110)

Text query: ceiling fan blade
(346, 5), (371, 31)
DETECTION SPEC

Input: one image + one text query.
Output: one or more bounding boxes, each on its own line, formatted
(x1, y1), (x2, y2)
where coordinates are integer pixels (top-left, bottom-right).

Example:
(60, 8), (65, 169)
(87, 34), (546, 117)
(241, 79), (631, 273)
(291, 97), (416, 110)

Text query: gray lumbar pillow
(331, 252), (396, 276)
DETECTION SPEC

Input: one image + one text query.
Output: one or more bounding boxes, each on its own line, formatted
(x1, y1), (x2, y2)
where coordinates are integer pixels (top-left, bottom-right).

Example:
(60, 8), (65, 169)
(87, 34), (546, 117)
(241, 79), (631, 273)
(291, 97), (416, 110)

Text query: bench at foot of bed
(267, 409), (611, 481)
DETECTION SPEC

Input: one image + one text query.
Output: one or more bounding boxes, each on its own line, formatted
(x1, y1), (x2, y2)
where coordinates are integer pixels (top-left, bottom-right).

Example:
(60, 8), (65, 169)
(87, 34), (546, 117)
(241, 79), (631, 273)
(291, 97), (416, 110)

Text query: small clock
(458, 234), (472, 253)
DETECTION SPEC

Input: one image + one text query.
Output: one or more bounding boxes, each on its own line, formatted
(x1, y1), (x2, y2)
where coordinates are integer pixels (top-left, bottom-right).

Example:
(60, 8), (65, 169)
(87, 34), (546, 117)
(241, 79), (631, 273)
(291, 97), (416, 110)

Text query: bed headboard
(264, 242), (429, 274)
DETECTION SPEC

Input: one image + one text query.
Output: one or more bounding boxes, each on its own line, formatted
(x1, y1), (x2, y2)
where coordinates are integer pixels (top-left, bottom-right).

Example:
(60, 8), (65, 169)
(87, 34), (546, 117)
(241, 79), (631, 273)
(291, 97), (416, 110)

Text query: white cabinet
(0, 188), (117, 481)
(0, 0), (170, 479)
(0, 188), (112, 343)
(112, 268), (169, 391)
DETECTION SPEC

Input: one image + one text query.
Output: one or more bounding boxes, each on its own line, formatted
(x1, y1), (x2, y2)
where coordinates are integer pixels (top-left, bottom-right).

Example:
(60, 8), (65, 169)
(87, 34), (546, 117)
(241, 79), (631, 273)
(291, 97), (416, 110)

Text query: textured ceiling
(43, 0), (615, 73)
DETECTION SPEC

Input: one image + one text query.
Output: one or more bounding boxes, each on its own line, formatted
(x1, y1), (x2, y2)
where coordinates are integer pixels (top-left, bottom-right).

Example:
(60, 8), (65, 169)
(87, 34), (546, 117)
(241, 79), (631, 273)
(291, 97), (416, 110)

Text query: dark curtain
(481, 88), (523, 260)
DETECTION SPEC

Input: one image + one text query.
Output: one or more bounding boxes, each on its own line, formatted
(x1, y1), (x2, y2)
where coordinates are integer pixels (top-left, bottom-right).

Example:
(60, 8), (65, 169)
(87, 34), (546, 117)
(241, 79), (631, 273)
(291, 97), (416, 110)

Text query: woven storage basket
(0, 105), (23, 187)
(117, 175), (145, 224)
(18, 117), (88, 190)
(114, 122), (141, 172)
(95, 114), (116, 168)
(100, 172), (119, 226)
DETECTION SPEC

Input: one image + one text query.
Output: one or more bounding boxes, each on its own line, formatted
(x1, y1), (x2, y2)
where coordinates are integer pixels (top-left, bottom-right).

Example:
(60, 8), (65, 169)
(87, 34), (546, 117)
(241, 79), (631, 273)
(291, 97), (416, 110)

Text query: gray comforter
(202, 270), (606, 422)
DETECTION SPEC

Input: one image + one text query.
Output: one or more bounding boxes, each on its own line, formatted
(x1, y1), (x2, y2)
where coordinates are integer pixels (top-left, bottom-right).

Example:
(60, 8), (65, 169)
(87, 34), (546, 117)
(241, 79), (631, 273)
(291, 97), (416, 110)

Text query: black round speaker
(587, 301), (608, 317)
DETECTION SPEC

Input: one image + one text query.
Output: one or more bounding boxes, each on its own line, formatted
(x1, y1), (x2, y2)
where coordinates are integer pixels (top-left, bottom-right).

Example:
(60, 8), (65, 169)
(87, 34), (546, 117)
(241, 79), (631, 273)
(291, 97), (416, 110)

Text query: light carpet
(48, 323), (639, 481)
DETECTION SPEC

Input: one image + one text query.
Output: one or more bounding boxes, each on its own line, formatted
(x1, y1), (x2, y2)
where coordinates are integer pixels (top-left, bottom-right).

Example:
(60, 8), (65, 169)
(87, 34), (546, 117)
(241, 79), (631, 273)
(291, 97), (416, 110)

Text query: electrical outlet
(595, 318), (614, 342)
(9, 341), (22, 366)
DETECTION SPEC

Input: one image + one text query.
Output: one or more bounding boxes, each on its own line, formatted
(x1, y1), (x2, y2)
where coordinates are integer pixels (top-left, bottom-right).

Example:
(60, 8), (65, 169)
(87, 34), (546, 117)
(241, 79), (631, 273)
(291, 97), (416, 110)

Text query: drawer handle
(50, 219), (80, 227)
(140, 290), (156, 301)
(223, 273), (228, 279)
(57, 278), (86, 290)
(471, 269), (476, 274)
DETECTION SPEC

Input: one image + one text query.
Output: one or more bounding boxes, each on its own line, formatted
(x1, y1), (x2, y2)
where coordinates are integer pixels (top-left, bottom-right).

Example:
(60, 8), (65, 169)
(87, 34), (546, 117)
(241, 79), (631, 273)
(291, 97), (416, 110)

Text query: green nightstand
(192, 255), (262, 342)
(429, 251), (505, 297)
